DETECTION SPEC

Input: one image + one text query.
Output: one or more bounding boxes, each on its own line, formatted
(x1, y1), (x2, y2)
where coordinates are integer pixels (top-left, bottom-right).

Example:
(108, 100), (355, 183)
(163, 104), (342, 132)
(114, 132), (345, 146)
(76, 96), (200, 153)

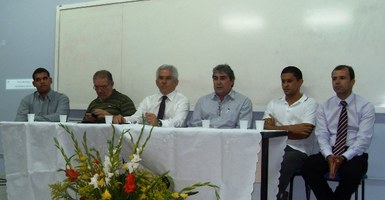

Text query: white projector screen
(55, 0), (385, 112)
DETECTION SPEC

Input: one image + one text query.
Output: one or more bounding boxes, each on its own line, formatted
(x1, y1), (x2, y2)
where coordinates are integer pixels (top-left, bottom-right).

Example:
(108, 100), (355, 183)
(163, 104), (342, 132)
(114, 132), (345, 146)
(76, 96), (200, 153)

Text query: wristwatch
(157, 119), (163, 127)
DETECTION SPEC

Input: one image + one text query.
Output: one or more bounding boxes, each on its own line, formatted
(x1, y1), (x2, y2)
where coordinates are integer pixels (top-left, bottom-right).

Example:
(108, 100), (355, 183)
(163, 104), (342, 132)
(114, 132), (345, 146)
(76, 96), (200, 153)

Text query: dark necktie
(333, 101), (348, 155)
(157, 96), (167, 120)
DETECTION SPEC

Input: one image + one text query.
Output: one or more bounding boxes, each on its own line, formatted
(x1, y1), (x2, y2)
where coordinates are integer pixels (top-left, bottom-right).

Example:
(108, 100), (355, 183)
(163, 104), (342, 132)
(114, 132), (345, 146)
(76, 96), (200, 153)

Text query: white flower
(125, 153), (142, 173)
(131, 154), (142, 163)
(89, 174), (99, 189)
(103, 156), (112, 169)
(105, 176), (111, 186)
(103, 156), (112, 175)
(127, 162), (139, 173)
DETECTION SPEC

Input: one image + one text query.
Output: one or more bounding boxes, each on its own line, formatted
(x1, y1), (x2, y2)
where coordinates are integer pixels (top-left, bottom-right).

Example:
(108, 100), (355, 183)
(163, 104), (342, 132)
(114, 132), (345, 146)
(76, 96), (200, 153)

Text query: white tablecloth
(0, 122), (286, 200)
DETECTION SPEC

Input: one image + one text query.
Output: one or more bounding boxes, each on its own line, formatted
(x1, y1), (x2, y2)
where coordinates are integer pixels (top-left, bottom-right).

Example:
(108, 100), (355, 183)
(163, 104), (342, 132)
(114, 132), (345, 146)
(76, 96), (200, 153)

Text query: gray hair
(156, 64), (179, 80)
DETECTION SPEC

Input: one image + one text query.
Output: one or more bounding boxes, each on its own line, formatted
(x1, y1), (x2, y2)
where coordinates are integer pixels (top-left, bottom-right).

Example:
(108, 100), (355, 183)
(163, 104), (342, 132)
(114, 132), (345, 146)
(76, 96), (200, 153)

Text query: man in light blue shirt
(188, 64), (253, 128)
(15, 68), (70, 122)
(302, 65), (375, 200)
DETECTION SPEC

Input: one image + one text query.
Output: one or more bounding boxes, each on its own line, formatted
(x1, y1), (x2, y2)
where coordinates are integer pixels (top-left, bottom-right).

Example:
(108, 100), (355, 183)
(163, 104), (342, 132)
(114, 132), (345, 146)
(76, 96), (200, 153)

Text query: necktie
(157, 96), (167, 120)
(333, 101), (348, 155)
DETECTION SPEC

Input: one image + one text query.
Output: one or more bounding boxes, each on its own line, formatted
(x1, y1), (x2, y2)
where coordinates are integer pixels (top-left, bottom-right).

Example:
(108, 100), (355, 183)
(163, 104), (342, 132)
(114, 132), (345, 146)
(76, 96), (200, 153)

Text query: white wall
(56, 0), (385, 112)
(1, 0), (385, 199)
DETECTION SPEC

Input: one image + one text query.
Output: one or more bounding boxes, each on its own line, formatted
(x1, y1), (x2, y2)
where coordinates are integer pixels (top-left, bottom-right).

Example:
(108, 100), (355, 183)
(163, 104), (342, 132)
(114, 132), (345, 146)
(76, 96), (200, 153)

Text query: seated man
(83, 70), (136, 123)
(15, 67), (69, 122)
(302, 65), (375, 200)
(113, 64), (189, 127)
(188, 64), (252, 128)
(263, 66), (318, 200)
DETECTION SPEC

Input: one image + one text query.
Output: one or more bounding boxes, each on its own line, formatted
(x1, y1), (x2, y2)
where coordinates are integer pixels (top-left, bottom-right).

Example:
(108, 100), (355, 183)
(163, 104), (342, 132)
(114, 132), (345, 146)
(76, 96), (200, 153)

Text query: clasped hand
(327, 155), (345, 179)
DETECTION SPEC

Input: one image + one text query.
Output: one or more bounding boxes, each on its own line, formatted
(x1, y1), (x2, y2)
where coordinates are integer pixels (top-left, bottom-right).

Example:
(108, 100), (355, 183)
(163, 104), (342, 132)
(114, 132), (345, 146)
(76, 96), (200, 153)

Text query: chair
(0, 154), (5, 186)
(288, 170), (311, 200)
(0, 178), (5, 186)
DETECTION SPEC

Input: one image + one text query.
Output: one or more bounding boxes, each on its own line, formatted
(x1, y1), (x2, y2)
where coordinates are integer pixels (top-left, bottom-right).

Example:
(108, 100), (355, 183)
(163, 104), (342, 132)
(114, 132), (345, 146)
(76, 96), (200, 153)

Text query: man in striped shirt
(83, 70), (136, 123)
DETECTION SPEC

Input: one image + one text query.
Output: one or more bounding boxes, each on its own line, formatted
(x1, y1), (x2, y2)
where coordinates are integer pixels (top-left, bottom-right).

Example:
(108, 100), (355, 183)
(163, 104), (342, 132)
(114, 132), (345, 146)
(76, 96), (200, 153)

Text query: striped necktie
(333, 101), (348, 155)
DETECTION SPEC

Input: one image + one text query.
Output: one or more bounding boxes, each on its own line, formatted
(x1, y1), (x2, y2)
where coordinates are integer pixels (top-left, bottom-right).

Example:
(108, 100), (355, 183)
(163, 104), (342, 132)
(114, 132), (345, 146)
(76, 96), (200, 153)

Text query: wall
(0, 0), (96, 122)
(0, 0), (97, 191)
(56, 0), (385, 112)
(1, 0), (384, 199)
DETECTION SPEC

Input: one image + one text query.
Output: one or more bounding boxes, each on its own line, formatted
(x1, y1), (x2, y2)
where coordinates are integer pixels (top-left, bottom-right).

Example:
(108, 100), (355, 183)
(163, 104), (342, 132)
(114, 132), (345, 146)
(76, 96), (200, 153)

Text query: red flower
(123, 173), (136, 193)
(65, 168), (80, 182)
(93, 159), (100, 164)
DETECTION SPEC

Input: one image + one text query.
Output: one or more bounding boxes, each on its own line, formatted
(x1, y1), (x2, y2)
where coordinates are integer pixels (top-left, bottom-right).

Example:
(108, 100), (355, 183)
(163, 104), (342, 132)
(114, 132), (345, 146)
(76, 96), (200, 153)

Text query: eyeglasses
(93, 84), (111, 90)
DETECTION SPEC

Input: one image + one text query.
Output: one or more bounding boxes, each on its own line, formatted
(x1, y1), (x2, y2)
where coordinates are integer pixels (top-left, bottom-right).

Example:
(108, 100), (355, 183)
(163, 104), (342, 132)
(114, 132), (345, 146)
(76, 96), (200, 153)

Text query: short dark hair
(32, 68), (50, 80)
(93, 70), (113, 83)
(281, 66), (303, 80)
(333, 65), (355, 80)
(212, 64), (235, 81)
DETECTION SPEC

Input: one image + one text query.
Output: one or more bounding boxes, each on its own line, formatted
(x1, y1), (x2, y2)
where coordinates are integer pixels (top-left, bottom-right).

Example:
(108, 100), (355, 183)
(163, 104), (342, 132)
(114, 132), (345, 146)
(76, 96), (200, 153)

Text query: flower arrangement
(49, 124), (220, 200)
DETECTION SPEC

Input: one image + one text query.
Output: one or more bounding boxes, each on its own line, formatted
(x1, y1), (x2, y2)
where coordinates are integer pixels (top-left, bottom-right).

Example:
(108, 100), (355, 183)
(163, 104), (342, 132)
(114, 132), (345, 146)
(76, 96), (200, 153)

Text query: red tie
(157, 96), (167, 120)
(333, 101), (348, 155)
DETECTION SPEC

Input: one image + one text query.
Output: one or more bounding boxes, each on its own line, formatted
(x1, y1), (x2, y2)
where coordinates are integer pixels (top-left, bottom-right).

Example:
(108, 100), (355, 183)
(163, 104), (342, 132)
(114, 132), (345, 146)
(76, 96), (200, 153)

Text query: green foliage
(49, 124), (220, 200)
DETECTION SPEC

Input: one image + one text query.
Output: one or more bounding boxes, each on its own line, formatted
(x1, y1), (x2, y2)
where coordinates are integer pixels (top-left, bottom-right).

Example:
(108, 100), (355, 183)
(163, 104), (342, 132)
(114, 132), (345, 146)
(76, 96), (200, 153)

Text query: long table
(0, 122), (286, 200)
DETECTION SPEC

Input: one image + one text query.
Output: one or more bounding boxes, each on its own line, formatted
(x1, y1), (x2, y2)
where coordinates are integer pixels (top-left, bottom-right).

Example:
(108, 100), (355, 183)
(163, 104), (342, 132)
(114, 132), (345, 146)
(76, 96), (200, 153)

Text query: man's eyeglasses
(93, 84), (110, 90)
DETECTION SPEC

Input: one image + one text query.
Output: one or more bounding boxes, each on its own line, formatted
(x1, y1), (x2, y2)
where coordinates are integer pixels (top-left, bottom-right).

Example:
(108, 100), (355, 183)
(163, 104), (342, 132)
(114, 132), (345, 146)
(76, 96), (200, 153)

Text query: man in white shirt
(302, 65), (375, 200)
(113, 64), (189, 127)
(263, 66), (318, 200)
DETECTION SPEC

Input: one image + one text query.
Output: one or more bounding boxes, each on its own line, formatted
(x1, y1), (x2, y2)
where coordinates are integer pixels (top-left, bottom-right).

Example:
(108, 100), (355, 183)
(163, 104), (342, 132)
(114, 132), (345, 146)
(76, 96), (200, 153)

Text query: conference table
(0, 122), (287, 200)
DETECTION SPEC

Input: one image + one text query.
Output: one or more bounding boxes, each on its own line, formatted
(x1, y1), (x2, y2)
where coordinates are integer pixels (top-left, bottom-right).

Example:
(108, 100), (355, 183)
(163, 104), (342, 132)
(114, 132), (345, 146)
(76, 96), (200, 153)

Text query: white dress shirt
(263, 94), (318, 155)
(124, 90), (189, 127)
(316, 93), (375, 160)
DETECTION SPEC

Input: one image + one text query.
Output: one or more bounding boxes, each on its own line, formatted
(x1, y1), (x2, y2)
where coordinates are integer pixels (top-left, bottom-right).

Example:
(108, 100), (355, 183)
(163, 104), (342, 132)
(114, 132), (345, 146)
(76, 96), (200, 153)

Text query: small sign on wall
(6, 79), (34, 90)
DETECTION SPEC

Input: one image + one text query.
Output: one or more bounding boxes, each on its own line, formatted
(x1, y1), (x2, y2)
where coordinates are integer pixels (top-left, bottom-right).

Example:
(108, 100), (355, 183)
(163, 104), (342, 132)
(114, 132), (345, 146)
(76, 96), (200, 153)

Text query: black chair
(0, 154), (5, 186)
(0, 178), (6, 186)
(289, 169), (311, 200)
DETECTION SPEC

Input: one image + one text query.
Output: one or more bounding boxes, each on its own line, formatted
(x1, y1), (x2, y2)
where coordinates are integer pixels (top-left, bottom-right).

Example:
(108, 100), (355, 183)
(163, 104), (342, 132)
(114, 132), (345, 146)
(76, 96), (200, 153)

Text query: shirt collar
(211, 89), (235, 101)
(335, 93), (355, 106)
(36, 90), (53, 101)
(279, 94), (309, 106)
(158, 90), (177, 101)
(96, 89), (117, 102)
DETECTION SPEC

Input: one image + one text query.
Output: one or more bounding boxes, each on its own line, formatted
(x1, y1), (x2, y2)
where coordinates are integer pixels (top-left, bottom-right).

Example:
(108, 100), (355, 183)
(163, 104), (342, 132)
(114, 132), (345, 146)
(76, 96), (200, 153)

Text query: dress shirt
(316, 93), (375, 160)
(124, 90), (189, 127)
(188, 90), (253, 129)
(15, 90), (70, 122)
(263, 94), (318, 155)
